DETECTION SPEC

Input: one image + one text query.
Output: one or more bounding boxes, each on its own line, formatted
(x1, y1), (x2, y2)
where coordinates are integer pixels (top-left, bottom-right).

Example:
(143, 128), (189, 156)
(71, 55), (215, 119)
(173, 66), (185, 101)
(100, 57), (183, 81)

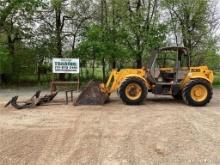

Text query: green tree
(162, 0), (220, 66)
(124, 0), (166, 68)
(0, 0), (41, 82)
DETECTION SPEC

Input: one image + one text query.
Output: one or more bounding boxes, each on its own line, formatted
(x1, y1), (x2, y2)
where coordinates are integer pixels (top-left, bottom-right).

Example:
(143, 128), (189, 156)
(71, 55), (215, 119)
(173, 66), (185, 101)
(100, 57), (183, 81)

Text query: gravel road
(0, 88), (220, 165)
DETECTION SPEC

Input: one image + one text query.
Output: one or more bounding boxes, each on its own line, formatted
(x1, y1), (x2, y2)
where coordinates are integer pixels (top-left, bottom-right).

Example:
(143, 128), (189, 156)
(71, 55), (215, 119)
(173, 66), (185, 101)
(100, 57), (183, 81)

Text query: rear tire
(182, 79), (212, 106)
(119, 77), (147, 105)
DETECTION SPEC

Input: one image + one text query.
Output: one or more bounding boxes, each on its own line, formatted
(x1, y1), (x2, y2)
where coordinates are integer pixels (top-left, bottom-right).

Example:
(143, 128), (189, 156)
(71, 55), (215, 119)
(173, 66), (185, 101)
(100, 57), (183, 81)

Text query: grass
(213, 72), (220, 88)
(1, 69), (220, 89)
(0, 68), (105, 89)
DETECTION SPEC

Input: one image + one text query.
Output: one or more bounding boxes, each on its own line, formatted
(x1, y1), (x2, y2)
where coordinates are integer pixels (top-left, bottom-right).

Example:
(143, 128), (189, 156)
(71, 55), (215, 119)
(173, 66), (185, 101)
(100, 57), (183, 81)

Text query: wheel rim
(125, 83), (142, 100)
(190, 84), (208, 102)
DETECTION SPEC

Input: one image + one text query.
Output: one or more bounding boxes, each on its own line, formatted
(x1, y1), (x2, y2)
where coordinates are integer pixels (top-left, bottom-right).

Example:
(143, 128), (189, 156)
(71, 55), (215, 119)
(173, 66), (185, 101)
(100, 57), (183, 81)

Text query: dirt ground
(0, 88), (220, 165)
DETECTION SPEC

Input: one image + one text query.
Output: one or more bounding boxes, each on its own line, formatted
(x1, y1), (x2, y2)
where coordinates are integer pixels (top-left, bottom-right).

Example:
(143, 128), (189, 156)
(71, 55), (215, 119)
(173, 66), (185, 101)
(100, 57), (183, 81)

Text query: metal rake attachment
(5, 91), (58, 110)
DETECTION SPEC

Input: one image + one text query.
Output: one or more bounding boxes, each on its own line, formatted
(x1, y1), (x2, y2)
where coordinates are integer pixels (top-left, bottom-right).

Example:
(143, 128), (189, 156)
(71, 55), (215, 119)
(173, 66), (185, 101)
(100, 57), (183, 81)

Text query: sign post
(51, 58), (80, 94)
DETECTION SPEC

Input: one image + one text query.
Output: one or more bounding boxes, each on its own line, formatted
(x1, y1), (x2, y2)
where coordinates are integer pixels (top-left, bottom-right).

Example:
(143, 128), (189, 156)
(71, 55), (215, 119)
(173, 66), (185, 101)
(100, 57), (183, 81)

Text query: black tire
(119, 77), (147, 105)
(182, 79), (213, 106)
(172, 92), (182, 100)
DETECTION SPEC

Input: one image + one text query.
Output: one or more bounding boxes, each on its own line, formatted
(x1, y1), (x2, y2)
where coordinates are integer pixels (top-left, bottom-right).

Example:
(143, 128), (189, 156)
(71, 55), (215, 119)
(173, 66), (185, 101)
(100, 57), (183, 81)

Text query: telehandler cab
(75, 47), (213, 106)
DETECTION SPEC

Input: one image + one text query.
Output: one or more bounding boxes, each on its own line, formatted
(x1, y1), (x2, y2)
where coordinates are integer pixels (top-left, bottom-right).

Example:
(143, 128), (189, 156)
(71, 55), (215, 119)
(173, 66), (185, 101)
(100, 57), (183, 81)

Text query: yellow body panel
(181, 66), (214, 89)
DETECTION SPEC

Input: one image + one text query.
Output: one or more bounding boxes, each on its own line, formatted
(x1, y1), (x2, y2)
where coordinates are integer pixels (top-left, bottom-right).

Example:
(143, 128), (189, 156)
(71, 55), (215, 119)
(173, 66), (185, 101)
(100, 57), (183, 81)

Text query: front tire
(182, 79), (212, 106)
(119, 77), (147, 105)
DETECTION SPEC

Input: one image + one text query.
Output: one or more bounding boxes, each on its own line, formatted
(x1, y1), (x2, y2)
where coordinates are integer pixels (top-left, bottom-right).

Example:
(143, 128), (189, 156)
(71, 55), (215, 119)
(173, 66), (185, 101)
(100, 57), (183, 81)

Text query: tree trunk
(136, 34), (142, 68)
(136, 53), (142, 68)
(92, 47), (96, 78)
(92, 60), (95, 78)
(37, 67), (41, 82)
(101, 0), (106, 81)
(112, 60), (116, 69)
(102, 58), (106, 82)
(7, 34), (21, 84)
(111, 1), (116, 69)
(136, 1), (143, 69)
(55, 9), (62, 58)
(8, 35), (16, 73)
(72, 34), (77, 57)
(55, 8), (65, 80)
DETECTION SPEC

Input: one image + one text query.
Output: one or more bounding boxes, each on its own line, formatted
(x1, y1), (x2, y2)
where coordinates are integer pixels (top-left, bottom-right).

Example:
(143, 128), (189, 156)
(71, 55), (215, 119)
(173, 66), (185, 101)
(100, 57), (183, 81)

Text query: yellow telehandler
(75, 47), (214, 106)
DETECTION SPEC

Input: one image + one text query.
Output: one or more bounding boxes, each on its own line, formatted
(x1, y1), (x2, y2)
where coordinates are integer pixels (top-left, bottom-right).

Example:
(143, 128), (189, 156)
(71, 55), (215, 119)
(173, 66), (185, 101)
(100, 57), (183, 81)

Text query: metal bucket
(74, 80), (109, 106)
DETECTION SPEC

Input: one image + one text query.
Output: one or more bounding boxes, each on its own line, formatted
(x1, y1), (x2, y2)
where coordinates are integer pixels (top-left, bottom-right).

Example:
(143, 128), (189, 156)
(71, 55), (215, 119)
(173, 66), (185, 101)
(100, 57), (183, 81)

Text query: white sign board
(52, 58), (80, 73)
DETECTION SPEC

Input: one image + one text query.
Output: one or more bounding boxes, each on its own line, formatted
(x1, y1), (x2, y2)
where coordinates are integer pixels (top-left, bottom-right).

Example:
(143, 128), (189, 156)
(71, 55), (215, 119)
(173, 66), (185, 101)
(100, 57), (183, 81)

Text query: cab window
(156, 51), (177, 68)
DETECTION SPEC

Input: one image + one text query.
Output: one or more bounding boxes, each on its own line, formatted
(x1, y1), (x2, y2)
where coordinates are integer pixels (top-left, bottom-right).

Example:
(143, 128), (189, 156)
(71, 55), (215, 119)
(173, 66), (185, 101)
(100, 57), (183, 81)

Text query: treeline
(0, 0), (220, 84)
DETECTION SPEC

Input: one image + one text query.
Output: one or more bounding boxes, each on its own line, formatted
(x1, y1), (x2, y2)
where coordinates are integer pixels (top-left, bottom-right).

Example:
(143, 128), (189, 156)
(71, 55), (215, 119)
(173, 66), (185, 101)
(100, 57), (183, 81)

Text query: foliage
(213, 72), (220, 87)
(162, 0), (219, 64)
(0, 0), (220, 85)
(0, 44), (11, 74)
(75, 25), (131, 67)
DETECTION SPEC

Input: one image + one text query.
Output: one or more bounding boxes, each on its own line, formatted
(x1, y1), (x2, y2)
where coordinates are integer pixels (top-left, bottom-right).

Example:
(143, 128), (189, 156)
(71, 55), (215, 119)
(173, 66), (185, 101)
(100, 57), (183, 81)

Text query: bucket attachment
(74, 80), (109, 106)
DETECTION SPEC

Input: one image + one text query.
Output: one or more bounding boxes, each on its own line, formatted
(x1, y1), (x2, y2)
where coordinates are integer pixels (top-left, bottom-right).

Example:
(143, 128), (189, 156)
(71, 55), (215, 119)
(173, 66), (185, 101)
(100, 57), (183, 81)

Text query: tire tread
(119, 77), (147, 105)
(182, 79), (212, 106)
